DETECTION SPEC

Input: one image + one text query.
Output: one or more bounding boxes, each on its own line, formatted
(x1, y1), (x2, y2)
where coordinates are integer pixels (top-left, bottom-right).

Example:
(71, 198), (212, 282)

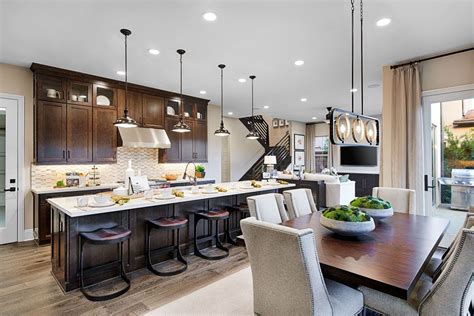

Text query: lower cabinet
(346, 173), (380, 197)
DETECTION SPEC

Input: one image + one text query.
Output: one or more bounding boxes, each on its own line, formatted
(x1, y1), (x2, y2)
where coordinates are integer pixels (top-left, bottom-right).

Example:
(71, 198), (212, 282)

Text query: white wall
(205, 105), (222, 182)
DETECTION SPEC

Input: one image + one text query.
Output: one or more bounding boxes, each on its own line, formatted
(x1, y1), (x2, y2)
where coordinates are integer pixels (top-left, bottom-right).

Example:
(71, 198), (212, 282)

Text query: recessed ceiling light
(203, 12), (217, 22)
(350, 88), (358, 93)
(376, 18), (391, 27)
(263, 105), (269, 109)
(300, 98), (307, 102)
(238, 78), (246, 83)
(227, 112), (233, 115)
(116, 70), (125, 76)
(199, 90), (207, 95)
(294, 60), (304, 66)
(312, 116), (317, 120)
(148, 49), (160, 55)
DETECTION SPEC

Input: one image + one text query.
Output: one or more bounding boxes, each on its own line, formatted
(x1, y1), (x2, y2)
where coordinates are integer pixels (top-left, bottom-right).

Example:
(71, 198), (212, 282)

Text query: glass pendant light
(352, 117), (365, 142)
(336, 113), (351, 142)
(114, 29), (138, 128)
(172, 49), (191, 133)
(246, 75), (259, 140)
(214, 64), (230, 136)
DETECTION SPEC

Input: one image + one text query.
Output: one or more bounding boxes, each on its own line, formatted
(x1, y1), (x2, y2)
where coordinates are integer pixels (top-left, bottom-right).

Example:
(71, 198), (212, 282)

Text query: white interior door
(0, 97), (18, 244)
(422, 86), (474, 216)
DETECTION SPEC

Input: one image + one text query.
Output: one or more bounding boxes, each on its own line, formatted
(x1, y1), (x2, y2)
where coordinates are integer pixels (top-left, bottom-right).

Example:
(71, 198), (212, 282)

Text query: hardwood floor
(0, 241), (249, 315)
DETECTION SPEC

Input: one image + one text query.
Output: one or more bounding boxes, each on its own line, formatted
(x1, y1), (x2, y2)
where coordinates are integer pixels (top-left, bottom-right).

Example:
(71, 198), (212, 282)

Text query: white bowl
(320, 215), (375, 236)
(359, 207), (394, 220)
(94, 194), (111, 205)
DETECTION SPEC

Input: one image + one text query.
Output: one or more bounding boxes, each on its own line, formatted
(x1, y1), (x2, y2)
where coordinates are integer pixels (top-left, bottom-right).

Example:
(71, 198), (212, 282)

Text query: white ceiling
(1, 0), (472, 122)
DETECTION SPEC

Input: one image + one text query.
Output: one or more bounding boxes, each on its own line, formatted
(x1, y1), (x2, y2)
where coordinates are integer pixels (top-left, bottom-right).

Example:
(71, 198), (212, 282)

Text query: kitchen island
(48, 182), (294, 292)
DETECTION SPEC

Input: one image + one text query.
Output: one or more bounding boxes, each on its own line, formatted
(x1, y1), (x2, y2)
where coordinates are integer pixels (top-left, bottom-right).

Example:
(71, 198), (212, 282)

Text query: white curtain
(384, 64), (425, 215)
(305, 124), (316, 172)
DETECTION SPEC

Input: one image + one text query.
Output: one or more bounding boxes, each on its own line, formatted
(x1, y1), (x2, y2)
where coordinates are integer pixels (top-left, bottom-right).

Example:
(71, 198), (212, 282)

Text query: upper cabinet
(31, 63), (209, 164)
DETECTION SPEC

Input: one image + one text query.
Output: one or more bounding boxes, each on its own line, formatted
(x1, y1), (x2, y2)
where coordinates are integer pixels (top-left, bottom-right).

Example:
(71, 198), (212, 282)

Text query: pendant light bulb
(215, 64), (230, 137)
(172, 49), (191, 133)
(114, 28), (138, 128)
(246, 75), (259, 140)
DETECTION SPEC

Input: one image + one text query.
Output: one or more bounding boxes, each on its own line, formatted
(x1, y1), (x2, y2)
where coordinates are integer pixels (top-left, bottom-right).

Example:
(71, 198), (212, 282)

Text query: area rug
(147, 267), (254, 315)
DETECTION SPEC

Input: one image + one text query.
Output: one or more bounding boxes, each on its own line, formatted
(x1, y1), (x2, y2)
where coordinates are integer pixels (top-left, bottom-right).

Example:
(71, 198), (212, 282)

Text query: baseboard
(23, 229), (34, 241)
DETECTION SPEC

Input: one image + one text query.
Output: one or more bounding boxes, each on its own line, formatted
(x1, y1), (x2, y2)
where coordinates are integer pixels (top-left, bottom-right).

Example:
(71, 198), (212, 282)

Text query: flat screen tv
(340, 146), (378, 166)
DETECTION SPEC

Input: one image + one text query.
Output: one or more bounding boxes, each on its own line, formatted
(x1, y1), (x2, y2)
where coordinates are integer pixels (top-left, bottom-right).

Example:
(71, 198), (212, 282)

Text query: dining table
(281, 212), (450, 299)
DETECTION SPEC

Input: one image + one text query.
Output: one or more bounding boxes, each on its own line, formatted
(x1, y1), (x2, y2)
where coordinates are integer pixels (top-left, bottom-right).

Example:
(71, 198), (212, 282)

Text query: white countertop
(47, 182), (295, 217)
(31, 184), (120, 195)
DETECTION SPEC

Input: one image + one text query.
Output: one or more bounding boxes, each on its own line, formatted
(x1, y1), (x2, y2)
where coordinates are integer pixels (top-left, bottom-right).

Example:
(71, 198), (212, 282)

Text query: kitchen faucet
(183, 161), (197, 185)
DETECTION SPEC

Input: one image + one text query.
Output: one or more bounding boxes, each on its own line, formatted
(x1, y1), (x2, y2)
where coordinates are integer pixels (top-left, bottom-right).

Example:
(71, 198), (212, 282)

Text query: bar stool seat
(225, 203), (250, 244)
(79, 225), (131, 301)
(194, 210), (230, 260)
(146, 217), (188, 276)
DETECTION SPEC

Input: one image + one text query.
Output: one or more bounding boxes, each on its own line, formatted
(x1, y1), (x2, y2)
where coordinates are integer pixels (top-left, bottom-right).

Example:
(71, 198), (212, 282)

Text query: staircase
(239, 115), (270, 149)
(240, 131), (292, 181)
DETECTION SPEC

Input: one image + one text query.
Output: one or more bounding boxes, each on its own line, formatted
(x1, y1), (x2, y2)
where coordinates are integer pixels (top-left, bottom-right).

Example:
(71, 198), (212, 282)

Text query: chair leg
(225, 218), (237, 245)
(147, 226), (187, 276)
(194, 217), (229, 261)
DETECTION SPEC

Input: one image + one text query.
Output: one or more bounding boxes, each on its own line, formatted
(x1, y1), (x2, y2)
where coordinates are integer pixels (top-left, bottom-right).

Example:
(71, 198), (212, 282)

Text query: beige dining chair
(241, 217), (364, 316)
(246, 193), (289, 224)
(359, 228), (474, 316)
(372, 187), (416, 214)
(283, 188), (318, 219)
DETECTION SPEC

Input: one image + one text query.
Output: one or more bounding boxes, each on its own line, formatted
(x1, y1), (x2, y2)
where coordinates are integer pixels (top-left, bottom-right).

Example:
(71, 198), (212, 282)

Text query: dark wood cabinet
(93, 107), (117, 162)
(160, 117), (181, 162)
(68, 80), (92, 106)
(193, 120), (207, 161)
(67, 104), (93, 163)
(36, 101), (67, 163)
(37, 74), (67, 103)
(346, 173), (380, 196)
(93, 84), (117, 108)
(181, 119), (194, 161)
(142, 94), (164, 128)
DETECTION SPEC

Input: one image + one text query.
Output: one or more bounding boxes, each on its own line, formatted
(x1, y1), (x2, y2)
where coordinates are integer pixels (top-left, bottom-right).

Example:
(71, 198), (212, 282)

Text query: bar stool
(79, 226), (131, 301)
(146, 217), (188, 276)
(193, 209), (230, 260)
(225, 203), (250, 244)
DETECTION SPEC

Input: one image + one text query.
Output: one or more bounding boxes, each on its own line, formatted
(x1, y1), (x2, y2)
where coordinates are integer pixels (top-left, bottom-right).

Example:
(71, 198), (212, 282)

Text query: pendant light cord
(124, 33), (129, 116)
(351, 0), (354, 113)
(360, 0), (364, 115)
(251, 76), (255, 130)
(180, 52), (183, 120)
(221, 66), (224, 123)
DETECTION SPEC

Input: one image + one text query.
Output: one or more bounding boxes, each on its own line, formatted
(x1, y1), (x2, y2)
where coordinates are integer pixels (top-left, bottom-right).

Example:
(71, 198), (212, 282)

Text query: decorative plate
(167, 106), (176, 115)
(88, 201), (116, 208)
(96, 95), (111, 106)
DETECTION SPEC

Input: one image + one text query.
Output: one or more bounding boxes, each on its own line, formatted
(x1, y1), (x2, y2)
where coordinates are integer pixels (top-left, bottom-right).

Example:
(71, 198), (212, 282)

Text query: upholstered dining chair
(372, 187), (416, 214)
(283, 188), (318, 219)
(241, 217), (364, 316)
(246, 193), (289, 224)
(359, 228), (474, 316)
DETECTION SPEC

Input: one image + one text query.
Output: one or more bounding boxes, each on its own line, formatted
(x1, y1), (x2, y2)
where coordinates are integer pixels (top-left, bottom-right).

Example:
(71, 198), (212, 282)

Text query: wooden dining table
(281, 212), (449, 299)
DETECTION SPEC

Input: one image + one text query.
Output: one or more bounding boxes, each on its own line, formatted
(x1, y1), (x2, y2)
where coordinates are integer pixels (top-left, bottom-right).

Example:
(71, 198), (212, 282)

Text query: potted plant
(195, 165), (206, 178)
(320, 205), (375, 236)
(350, 196), (393, 220)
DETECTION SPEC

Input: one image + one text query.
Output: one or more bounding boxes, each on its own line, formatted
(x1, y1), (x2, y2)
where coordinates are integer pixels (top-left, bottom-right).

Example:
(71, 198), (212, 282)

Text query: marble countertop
(31, 184), (120, 195)
(47, 181), (295, 217)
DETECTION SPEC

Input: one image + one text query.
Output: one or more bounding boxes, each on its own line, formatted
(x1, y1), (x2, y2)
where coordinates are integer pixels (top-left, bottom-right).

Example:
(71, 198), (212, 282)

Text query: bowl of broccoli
(320, 205), (375, 236)
(350, 196), (393, 220)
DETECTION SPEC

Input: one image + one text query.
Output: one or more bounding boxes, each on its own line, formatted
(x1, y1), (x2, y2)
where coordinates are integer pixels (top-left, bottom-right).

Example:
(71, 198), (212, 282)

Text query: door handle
(424, 175), (435, 191)
(4, 187), (16, 192)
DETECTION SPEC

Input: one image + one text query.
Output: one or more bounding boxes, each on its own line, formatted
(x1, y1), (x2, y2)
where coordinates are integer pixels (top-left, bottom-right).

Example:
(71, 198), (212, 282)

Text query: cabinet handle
(62, 150), (65, 159)
(67, 150), (70, 159)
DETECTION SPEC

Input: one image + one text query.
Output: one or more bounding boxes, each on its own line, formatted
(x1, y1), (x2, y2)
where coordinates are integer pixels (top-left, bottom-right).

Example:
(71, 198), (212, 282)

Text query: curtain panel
(305, 124), (316, 172)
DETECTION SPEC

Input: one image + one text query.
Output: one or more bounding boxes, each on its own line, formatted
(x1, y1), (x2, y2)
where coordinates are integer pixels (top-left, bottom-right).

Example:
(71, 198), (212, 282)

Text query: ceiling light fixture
(263, 105), (269, 109)
(246, 75), (259, 140)
(300, 98), (307, 102)
(215, 64), (230, 137)
(199, 90), (207, 95)
(172, 49), (191, 133)
(228, 112), (233, 115)
(350, 88), (358, 93)
(148, 49), (160, 55)
(312, 117), (317, 120)
(116, 70), (126, 76)
(294, 60), (304, 66)
(376, 18), (391, 27)
(238, 78), (246, 83)
(203, 12), (217, 21)
(113, 29), (138, 128)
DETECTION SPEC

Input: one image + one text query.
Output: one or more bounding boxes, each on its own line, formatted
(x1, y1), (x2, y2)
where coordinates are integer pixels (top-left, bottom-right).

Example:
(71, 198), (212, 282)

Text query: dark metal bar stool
(79, 226), (131, 301)
(193, 209), (230, 260)
(225, 203), (250, 245)
(146, 217), (188, 276)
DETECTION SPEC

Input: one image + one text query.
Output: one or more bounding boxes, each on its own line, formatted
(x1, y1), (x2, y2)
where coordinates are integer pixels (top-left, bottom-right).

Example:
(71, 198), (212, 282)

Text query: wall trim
(422, 84), (474, 97)
(23, 229), (34, 241)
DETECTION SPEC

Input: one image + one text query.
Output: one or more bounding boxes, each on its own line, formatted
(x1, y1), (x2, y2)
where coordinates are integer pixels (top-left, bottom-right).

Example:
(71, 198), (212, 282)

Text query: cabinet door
(193, 120), (208, 161)
(127, 91), (143, 125)
(93, 84), (117, 108)
(37, 74), (67, 103)
(68, 80), (92, 106)
(93, 107), (117, 162)
(159, 117), (181, 162)
(37, 101), (67, 163)
(67, 104), (93, 163)
(142, 94), (164, 128)
(181, 119), (194, 161)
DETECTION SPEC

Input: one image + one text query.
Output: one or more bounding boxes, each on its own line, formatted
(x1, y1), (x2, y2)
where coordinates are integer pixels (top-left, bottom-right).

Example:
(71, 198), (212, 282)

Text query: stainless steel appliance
(439, 169), (474, 211)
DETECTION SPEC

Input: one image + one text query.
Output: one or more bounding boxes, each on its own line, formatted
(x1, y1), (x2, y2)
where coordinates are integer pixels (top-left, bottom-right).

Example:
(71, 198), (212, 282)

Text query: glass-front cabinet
(68, 81), (92, 105)
(183, 102), (194, 119)
(165, 98), (180, 117)
(36, 75), (67, 102)
(93, 84), (117, 108)
(195, 103), (207, 120)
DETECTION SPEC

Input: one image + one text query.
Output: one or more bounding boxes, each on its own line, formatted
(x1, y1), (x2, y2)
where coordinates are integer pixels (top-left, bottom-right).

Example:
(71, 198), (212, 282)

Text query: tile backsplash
(31, 147), (206, 188)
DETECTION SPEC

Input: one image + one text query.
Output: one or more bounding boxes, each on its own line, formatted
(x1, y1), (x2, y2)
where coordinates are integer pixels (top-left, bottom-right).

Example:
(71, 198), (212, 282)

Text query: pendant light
(172, 49), (191, 133)
(214, 64), (230, 136)
(114, 29), (138, 128)
(246, 75), (259, 140)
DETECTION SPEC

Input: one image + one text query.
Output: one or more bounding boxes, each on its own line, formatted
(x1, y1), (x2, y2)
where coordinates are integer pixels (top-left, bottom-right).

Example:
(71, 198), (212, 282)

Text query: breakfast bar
(47, 182), (294, 292)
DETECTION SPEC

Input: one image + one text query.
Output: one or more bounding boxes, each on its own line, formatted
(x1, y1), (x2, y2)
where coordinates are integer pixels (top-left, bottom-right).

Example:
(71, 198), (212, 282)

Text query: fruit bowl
(320, 205), (375, 236)
(350, 196), (394, 220)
